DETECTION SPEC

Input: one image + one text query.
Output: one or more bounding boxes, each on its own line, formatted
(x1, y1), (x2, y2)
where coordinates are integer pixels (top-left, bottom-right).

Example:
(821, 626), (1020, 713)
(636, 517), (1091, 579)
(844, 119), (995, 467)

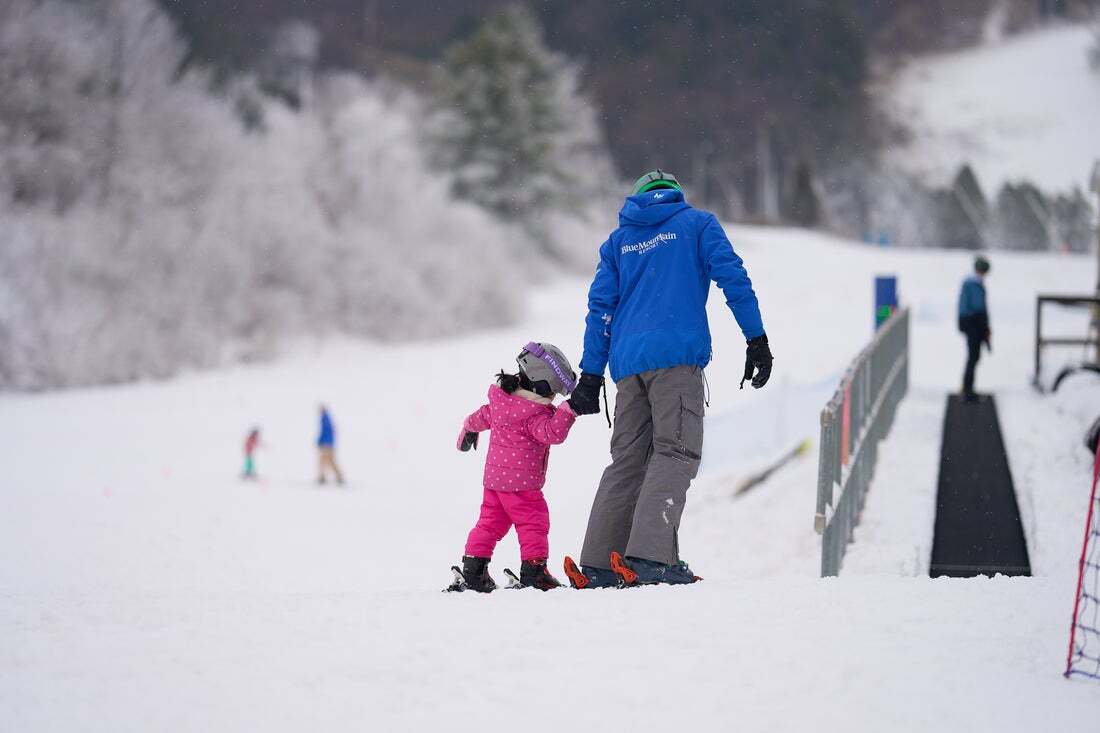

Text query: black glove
(459, 431), (479, 452)
(567, 372), (604, 415)
(741, 334), (773, 390)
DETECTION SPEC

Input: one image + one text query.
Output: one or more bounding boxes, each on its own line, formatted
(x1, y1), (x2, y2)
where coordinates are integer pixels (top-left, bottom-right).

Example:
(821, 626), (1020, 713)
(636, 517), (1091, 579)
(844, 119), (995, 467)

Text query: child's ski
(443, 566), (467, 593)
(443, 564), (502, 593)
(503, 568), (523, 589)
(503, 566), (564, 590)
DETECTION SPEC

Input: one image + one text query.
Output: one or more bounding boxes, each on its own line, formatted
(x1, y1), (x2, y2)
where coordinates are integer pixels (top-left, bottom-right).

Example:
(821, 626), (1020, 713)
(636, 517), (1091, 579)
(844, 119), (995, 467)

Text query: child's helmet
(517, 342), (577, 397)
(974, 255), (991, 275)
(631, 169), (682, 195)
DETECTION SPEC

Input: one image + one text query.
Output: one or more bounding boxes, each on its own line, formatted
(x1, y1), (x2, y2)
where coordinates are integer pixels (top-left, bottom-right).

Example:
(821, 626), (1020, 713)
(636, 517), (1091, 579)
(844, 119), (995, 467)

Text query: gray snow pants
(579, 365), (704, 568)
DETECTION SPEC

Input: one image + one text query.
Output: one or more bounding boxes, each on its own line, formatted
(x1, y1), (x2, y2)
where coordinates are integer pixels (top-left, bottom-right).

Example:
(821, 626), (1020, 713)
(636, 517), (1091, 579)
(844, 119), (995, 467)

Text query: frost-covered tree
(299, 74), (522, 340)
(427, 6), (611, 259)
(819, 161), (942, 248)
(0, 0), (104, 212)
(0, 0), (526, 390)
(0, 0), (237, 387)
(259, 20), (320, 110)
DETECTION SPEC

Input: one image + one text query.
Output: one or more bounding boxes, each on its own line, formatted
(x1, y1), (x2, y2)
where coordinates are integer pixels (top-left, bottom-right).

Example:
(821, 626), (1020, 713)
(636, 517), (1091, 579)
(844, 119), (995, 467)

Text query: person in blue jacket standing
(958, 255), (992, 403)
(317, 404), (344, 485)
(562, 170), (772, 588)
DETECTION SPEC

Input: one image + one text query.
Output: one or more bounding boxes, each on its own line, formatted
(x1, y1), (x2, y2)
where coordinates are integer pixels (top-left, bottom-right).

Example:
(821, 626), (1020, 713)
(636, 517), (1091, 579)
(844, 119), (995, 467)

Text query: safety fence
(815, 307), (910, 577)
(1065, 443), (1100, 681)
(1032, 294), (1100, 392)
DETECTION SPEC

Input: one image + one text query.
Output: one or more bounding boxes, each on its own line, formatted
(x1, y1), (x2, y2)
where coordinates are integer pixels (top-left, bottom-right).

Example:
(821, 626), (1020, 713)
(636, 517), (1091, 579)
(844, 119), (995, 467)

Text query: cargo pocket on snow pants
(677, 395), (704, 464)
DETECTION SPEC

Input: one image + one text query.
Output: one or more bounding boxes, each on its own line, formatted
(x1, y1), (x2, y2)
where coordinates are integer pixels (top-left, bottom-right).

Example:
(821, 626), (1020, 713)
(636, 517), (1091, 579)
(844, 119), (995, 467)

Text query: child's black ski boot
(459, 555), (498, 593)
(519, 558), (562, 591)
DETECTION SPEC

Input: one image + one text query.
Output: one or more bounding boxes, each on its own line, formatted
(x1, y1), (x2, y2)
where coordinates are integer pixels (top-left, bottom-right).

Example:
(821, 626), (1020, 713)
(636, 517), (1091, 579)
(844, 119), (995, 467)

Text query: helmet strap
(518, 371), (554, 398)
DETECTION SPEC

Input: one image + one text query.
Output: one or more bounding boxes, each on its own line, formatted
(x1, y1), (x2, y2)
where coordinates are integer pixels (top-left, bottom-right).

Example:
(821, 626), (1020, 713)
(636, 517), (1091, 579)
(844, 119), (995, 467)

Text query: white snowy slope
(882, 23), (1100, 193)
(2, 227), (1099, 731)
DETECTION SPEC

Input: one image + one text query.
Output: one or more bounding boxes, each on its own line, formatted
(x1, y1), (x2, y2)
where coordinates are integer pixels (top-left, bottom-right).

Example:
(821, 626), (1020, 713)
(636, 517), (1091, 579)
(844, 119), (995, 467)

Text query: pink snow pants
(464, 488), (550, 561)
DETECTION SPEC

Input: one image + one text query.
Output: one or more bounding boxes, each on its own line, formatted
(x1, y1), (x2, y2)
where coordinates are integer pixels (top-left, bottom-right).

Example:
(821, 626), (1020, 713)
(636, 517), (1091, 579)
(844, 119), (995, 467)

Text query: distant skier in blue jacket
(562, 170), (772, 589)
(958, 256), (992, 402)
(317, 404), (344, 485)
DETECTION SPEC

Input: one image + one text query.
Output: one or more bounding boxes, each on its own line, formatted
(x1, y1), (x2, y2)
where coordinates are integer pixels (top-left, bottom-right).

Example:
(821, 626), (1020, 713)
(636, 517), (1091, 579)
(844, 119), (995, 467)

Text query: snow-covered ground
(3, 227), (1099, 730)
(883, 23), (1100, 194)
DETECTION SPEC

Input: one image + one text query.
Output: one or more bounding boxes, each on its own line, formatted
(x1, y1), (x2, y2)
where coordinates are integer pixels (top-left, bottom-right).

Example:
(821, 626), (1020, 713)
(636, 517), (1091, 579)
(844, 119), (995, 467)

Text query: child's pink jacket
(462, 385), (577, 493)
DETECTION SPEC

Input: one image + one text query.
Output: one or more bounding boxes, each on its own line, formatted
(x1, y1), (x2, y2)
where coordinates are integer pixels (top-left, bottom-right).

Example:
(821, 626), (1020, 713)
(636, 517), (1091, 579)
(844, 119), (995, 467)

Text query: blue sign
(875, 276), (898, 331)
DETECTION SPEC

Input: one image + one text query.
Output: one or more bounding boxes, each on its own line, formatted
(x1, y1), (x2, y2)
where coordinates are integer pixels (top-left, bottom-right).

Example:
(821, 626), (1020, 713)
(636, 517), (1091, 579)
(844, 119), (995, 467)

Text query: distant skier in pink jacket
(447, 342), (581, 593)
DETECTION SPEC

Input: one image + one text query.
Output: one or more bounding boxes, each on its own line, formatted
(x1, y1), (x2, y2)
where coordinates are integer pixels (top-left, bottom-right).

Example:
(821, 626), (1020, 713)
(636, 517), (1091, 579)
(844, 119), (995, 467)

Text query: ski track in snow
(2, 227), (1099, 730)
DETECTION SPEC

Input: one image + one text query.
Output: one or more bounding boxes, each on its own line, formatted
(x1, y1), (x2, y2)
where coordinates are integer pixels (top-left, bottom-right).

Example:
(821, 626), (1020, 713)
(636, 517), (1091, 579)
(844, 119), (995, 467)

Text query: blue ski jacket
(957, 275), (989, 334)
(958, 275), (986, 318)
(318, 410), (335, 447)
(579, 189), (764, 383)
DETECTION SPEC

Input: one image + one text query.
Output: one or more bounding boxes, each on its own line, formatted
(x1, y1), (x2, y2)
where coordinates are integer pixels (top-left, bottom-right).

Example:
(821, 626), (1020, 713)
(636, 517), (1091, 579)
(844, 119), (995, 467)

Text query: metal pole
(1091, 161), (1100, 363)
(1035, 297), (1042, 389)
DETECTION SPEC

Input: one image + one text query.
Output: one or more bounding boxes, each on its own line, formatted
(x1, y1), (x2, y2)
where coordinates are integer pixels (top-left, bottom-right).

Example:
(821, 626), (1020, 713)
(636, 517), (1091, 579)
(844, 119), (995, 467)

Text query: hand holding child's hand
(457, 428), (479, 452)
(567, 373), (604, 415)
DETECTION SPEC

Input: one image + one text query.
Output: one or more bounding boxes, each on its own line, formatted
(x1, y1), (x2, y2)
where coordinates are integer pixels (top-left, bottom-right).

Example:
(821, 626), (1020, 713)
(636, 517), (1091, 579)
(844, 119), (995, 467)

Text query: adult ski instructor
(563, 169), (772, 588)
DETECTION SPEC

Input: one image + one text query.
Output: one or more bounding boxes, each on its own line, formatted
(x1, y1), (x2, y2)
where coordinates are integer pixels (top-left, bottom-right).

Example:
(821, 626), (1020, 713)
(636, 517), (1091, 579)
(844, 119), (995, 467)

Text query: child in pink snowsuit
(450, 342), (581, 592)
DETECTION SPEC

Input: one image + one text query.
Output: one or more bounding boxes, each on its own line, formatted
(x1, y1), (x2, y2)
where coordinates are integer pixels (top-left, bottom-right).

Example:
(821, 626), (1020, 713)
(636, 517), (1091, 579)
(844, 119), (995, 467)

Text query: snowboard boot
(563, 556), (621, 589)
(460, 555), (497, 593)
(610, 551), (701, 586)
(519, 558), (562, 591)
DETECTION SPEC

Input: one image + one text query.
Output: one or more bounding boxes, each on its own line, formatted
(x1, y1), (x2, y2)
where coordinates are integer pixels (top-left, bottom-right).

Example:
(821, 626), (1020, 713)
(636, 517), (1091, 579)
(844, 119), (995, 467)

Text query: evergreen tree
(428, 7), (603, 243)
(936, 164), (988, 250)
(994, 182), (1051, 251)
(952, 165), (988, 225)
(1052, 188), (1095, 253)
